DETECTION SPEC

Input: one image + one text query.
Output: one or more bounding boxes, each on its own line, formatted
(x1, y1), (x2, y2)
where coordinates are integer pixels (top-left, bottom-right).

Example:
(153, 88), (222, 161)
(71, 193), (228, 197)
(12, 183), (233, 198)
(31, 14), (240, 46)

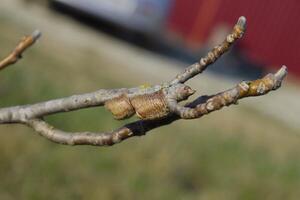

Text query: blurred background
(0, 0), (299, 199)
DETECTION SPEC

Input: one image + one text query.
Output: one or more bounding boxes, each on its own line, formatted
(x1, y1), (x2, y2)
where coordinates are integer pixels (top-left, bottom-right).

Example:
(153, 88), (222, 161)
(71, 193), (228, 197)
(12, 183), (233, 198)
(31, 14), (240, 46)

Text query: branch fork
(0, 17), (287, 146)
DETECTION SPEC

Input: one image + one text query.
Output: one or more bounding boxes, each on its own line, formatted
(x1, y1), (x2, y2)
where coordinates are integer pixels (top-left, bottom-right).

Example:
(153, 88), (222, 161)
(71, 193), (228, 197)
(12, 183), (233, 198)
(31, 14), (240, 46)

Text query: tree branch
(0, 30), (41, 70)
(170, 16), (246, 85)
(23, 66), (287, 146)
(0, 17), (288, 147)
(174, 66), (287, 119)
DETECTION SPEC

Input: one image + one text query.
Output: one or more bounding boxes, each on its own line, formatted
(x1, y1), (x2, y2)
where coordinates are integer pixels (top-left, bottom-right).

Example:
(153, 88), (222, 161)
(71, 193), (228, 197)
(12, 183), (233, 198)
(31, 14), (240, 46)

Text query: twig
(0, 17), (288, 147)
(170, 16), (246, 84)
(0, 30), (41, 70)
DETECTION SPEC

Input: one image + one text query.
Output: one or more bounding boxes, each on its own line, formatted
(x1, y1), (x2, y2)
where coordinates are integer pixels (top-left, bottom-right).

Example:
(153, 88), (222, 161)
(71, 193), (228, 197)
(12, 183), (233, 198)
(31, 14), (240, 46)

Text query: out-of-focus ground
(0, 0), (300, 199)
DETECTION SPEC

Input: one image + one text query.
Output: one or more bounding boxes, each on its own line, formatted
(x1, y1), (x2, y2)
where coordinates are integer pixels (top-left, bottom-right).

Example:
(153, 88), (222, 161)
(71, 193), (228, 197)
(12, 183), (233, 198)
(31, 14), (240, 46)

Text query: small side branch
(0, 30), (41, 70)
(25, 116), (179, 146)
(170, 16), (246, 84)
(175, 66), (287, 119)
(25, 118), (136, 146)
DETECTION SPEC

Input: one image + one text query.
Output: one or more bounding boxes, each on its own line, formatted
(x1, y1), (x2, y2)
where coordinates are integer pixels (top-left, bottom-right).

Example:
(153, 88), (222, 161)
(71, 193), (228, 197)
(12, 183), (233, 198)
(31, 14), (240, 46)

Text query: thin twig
(0, 30), (41, 70)
(170, 16), (246, 85)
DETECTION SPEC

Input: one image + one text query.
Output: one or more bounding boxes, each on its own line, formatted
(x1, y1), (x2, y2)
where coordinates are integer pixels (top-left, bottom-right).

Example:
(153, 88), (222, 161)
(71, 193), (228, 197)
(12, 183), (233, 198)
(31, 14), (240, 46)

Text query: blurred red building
(167, 0), (300, 77)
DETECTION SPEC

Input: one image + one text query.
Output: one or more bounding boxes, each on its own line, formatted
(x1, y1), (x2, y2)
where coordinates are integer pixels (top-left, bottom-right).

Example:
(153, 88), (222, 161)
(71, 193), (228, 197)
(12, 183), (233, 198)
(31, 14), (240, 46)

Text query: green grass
(0, 16), (300, 200)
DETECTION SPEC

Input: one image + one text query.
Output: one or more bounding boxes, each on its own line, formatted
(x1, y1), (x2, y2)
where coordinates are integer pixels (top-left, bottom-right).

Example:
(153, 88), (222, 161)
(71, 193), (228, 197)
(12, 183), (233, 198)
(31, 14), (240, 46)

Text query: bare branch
(0, 86), (166, 123)
(173, 66), (287, 119)
(0, 30), (41, 70)
(0, 17), (288, 147)
(170, 16), (246, 85)
(23, 67), (287, 146)
(24, 115), (178, 146)
(25, 118), (136, 146)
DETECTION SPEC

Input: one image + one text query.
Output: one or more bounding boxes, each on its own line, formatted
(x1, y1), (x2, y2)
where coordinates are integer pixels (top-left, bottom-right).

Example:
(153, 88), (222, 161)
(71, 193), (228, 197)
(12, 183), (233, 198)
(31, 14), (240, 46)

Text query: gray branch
(0, 17), (288, 147)
(23, 66), (287, 146)
(0, 86), (162, 123)
(170, 16), (246, 85)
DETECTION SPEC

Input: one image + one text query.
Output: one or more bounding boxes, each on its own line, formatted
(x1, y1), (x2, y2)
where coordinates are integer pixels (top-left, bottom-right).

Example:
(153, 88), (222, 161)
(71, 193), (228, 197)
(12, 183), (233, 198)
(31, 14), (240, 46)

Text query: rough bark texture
(0, 17), (288, 146)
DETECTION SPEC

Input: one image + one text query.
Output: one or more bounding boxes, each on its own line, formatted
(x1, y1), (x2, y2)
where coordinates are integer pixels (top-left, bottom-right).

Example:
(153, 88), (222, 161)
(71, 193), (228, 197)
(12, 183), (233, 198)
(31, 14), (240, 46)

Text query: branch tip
(272, 65), (288, 89)
(0, 30), (42, 70)
(31, 30), (42, 41)
(237, 16), (247, 29)
(275, 65), (288, 80)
